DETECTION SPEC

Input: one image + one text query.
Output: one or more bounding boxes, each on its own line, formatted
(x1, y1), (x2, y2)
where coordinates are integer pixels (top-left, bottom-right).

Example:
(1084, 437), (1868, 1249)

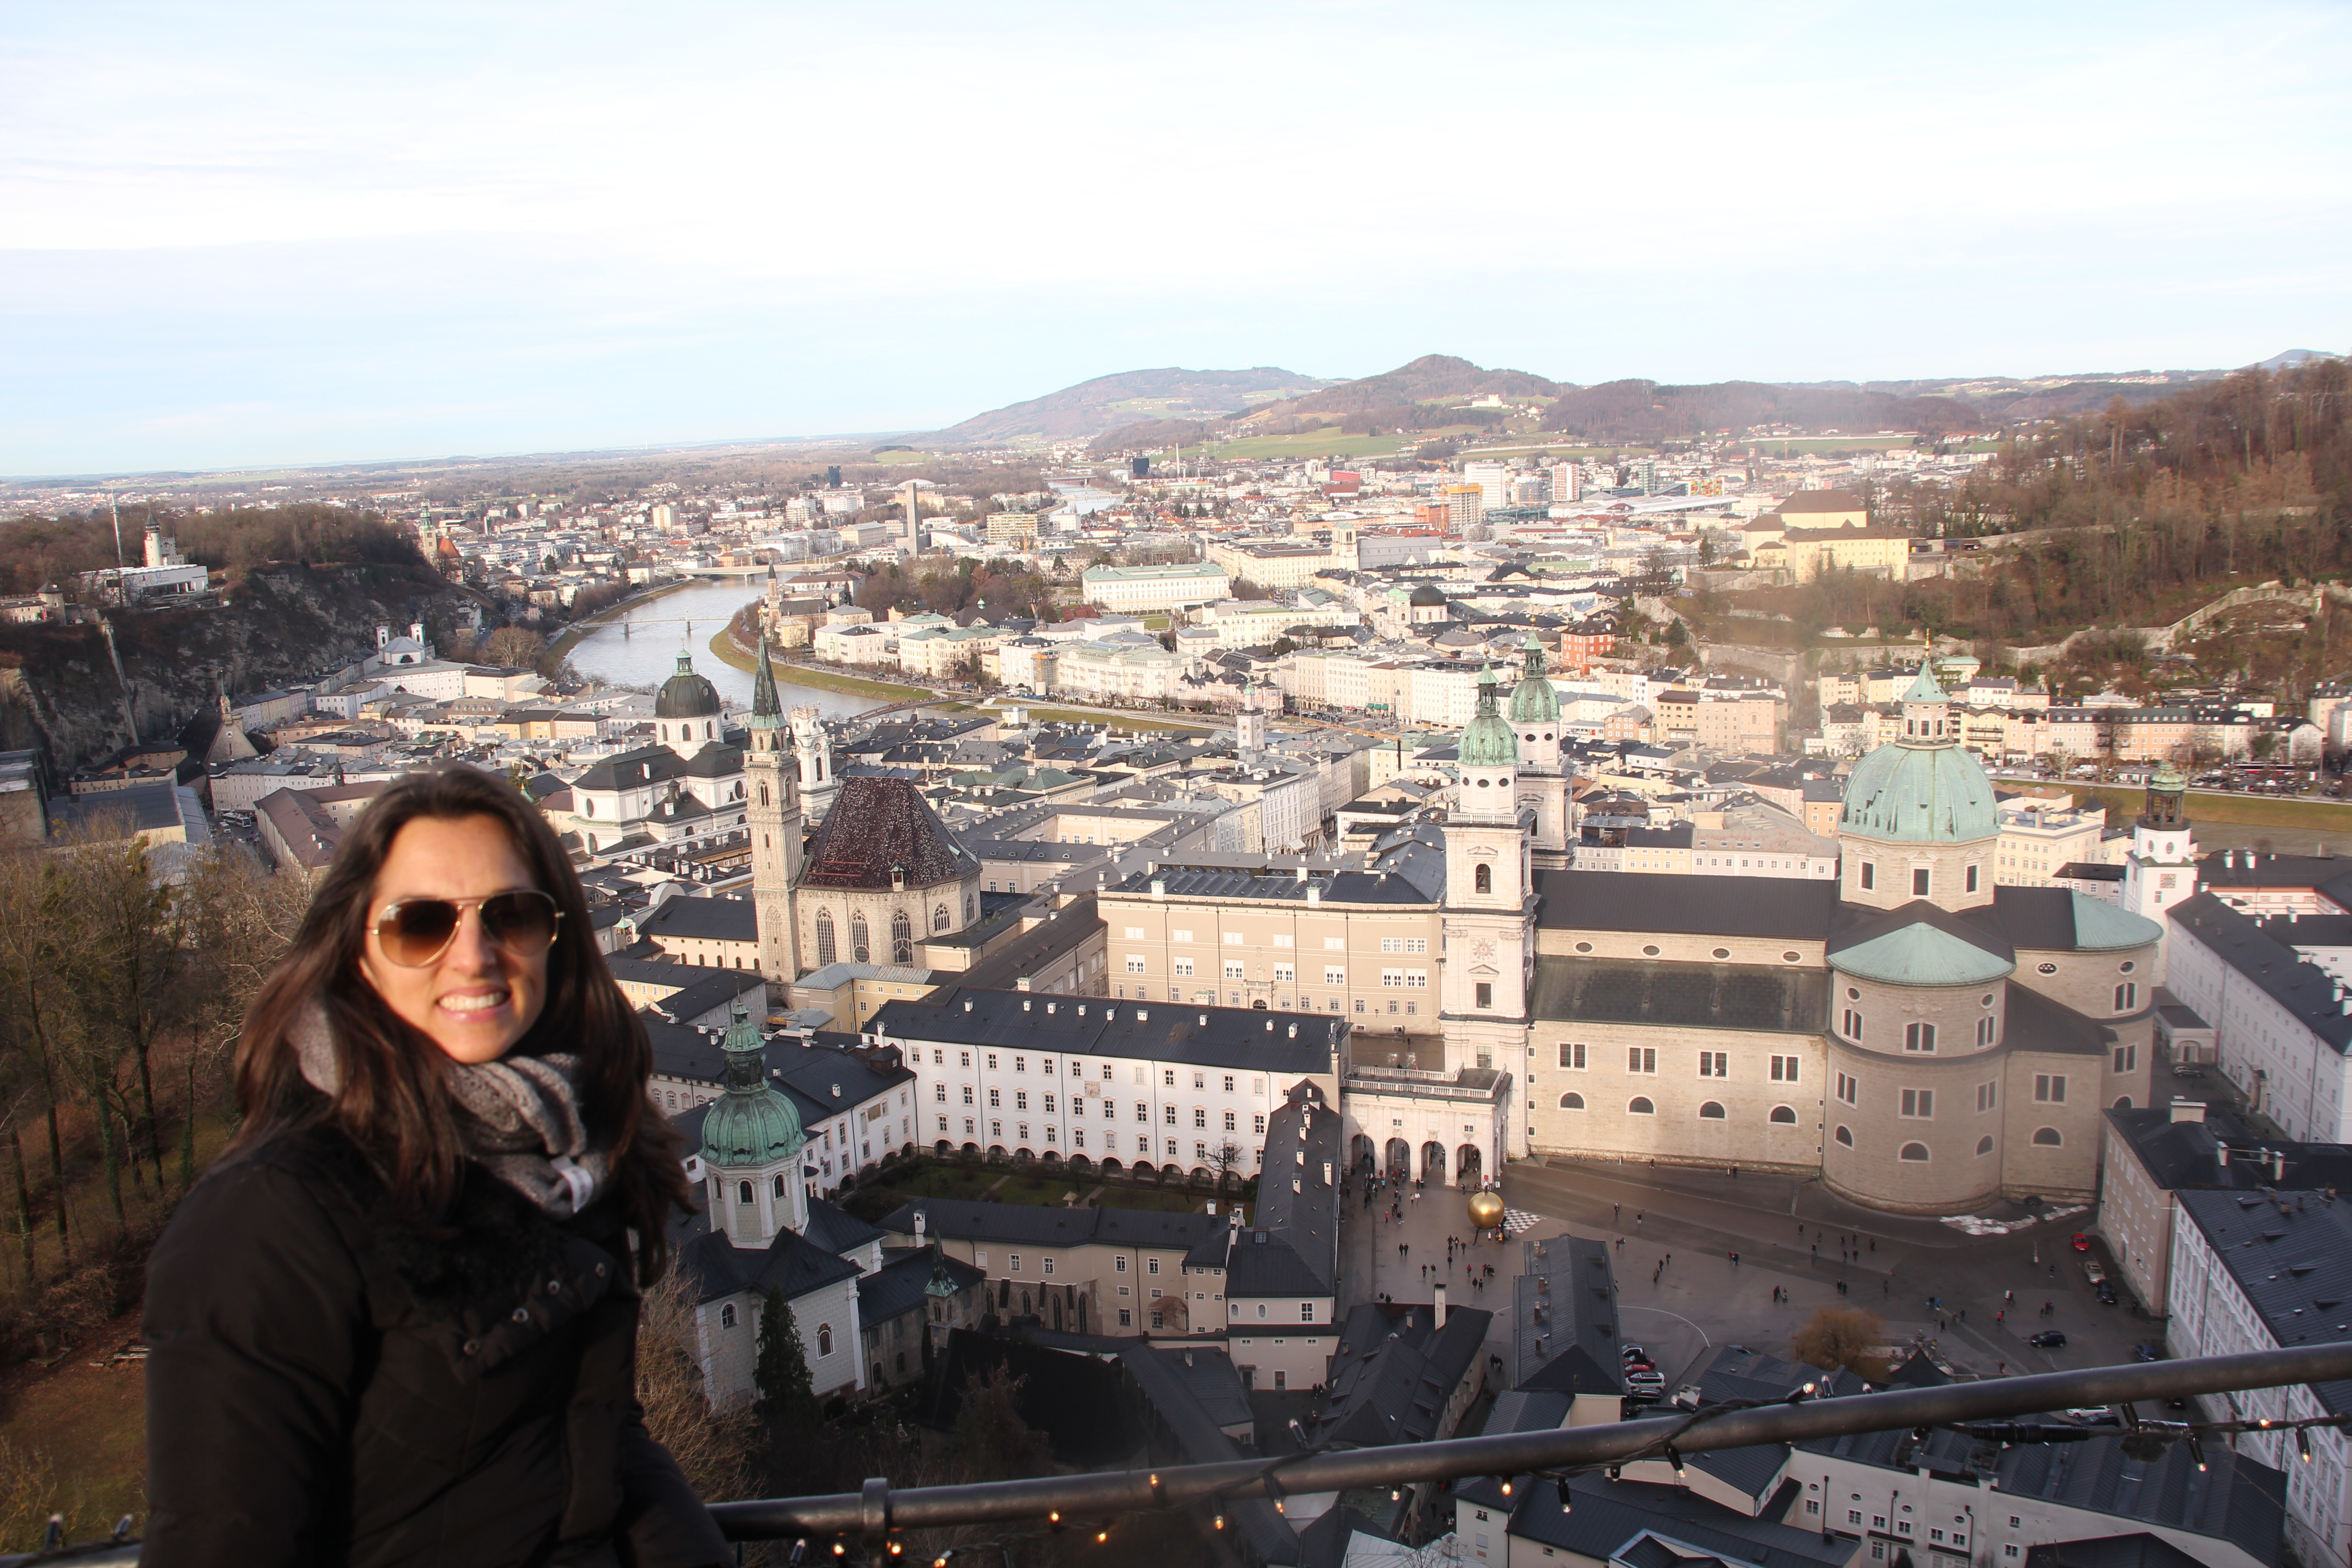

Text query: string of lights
(701, 1342), (2352, 1553)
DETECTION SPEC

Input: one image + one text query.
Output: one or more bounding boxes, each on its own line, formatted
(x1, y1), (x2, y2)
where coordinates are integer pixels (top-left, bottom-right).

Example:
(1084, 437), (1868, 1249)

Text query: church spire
(750, 632), (783, 740)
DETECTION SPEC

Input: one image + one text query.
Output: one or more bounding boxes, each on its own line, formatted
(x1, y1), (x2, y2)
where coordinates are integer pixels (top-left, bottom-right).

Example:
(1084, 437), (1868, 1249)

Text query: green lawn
(870, 448), (934, 465)
(2075, 784), (2352, 833)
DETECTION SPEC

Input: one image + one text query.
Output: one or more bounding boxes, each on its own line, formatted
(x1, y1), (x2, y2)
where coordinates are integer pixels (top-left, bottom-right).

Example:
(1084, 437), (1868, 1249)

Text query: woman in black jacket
(143, 767), (731, 1568)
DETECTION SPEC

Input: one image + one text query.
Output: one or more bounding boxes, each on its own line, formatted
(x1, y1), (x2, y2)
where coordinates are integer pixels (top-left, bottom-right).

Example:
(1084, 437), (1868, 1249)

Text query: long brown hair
(234, 765), (690, 1281)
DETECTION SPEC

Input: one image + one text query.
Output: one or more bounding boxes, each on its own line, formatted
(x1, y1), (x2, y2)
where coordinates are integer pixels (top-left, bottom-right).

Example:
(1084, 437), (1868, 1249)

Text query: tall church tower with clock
(745, 635), (802, 985)
(1439, 666), (1535, 1072)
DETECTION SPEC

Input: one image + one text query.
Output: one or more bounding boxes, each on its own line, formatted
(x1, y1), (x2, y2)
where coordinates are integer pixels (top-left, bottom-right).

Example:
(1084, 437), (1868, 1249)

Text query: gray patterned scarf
(294, 1006), (610, 1218)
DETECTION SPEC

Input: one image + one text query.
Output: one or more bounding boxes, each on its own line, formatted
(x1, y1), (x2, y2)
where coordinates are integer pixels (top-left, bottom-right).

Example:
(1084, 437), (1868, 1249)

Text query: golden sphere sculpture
(1465, 1190), (1505, 1230)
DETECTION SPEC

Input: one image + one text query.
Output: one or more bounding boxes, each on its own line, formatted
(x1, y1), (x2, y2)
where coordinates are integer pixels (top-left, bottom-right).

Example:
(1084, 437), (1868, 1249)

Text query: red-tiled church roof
(799, 775), (971, 891)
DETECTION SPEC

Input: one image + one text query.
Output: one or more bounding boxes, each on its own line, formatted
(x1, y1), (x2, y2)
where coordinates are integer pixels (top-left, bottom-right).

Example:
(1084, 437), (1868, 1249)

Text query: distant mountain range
(931, 366), (1332, 443)
(926, 349), (2341, 453)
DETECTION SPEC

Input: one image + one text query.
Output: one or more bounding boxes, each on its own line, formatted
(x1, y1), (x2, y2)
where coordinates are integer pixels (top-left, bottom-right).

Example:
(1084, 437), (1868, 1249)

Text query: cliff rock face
(0, 564), (467, 772)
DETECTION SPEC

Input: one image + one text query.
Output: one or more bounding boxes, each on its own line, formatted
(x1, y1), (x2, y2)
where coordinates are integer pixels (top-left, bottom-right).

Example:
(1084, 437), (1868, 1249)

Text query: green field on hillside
(1740, 436), (1921, 456)
(1200, 428), (1413, 461)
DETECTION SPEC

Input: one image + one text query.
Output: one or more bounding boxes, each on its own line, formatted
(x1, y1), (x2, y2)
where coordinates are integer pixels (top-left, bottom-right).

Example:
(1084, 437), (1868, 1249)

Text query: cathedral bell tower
(699, 1002), (811, 1246)
(746, 635), (802, 984)
(2123, 761), (2196, 980)
(1506, 633), (1572, 866)
(1439, 665), (1534, 1072)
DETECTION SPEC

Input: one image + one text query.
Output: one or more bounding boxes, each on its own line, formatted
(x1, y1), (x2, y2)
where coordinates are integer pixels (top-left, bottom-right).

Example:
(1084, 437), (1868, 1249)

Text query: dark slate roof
(2196, 851), (2352, 892)
(801, 1198), (887, 1258)
(1485, 1389), (1573, 1433)
(1534, 870), (1839, 940)
(857, 1246), (983, 1328)
(1119, 1344), (1252, 1463)
(875, 1196), (1219, 1253)
(799, 775), (975, 892)
(1110, 864), (1438, 906)
(1796, 1414), (2285, 1564)
(2005, 984), (2115, 1058)
(2257, 911), (2352, 946)
(639, 895), (760, 943)
(1509, 1233), (1622, 1393)
(1469, 1473), (1851, 1568)
(2024, 1534), (2217, 1568)
(1830, 897), (2017, 965)
(1315, 1302), (1494, 1449)
(867, 988), (1341, 1078)
(1229, 1084), (1341, 1298)
(2169, 893), (2352, 1054)
(638, 969), (765, 1027)
(674, 1220), (862, 1309)
(1529, 956), (1828, 1036)
(771, 1045), (913, 1125)
(573, 743), (695, 791)
(955, 897), (1107, 991)
(2177, 1188), (2352, 1417)
(2103, 1105), (2352, 1194)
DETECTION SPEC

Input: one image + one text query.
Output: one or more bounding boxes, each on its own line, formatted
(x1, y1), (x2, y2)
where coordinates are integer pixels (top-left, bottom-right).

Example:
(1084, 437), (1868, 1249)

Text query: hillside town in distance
(17, 403), (2352, 1568)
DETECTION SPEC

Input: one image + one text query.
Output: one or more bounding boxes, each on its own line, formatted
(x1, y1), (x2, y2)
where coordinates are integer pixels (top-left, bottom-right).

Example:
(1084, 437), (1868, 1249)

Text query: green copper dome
(699, 1002), (808, 1168)
(1508, 636), (1559, 725)
(655, 650), (722, 720)
(1899, 663), (1949, 705)
(1458, 664), (1520, 769)
(1838, 735), (1998, 844)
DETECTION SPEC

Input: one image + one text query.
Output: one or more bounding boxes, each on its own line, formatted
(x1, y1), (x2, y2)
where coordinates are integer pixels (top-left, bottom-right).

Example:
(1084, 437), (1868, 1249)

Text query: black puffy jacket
(141, 1124), (730, 1568)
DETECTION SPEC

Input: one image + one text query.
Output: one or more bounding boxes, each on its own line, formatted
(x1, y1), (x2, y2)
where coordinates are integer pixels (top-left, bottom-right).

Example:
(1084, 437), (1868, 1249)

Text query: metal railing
(17, 1343), (2352, 1565)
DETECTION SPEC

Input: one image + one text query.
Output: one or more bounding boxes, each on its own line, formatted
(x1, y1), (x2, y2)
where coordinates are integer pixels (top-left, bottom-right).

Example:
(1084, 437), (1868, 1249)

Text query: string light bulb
(1666, 1446), (1684, 1476)
(1499, 1477), (1513, 1497)
(1214, 1513), (1225, 1531)
(1096, 1531), (1109, 1544)
(2190, 1433), (2210, 1473)
(1264, 1474), (1286, 1514)
(888, 1545), (902, 1558)
(1557, 1478), (1573, 1509)
(2299, 1427), (2314, 1462)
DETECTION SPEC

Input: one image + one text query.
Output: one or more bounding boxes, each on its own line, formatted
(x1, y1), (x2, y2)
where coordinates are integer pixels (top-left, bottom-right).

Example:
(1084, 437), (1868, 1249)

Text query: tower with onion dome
(1440, 664), (1534, 1071)
(1506, 633), (1572, 864)
(698, 1001), (811, 1245)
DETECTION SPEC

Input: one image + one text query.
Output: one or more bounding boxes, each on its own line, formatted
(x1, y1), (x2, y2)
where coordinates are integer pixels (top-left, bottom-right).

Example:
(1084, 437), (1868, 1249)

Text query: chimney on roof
(1434, 1282), (1447, 1329)
(2170, 1099), (2205, 1124)
(2275, 1148), (2288, 1182)
(915, 1210), (927, 1245)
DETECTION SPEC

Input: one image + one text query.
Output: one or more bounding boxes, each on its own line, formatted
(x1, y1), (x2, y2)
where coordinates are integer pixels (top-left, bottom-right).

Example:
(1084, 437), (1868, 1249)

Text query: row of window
(941, 1119), (1249, 1161)
(714, 1303), (833, 1359)
(933, 1085), (1268, 1132)
(1139, 929), (1429, 952)
(1111, 986), (1420, 1014)
(1557, 1094), (1801, 1123)
(925, 1050), (1264, 1095)
(1831, 1125), (2065, 1156)
(1857, 862), (1981, 897)
(810, 904), (962, 967)
(1129, 956), (1429, 987)
(1555, 1044), (1805, 1082)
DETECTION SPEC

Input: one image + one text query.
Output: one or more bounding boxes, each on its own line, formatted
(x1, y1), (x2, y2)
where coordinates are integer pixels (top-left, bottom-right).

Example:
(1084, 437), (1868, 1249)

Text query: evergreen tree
(754, 1287), (818, 1426)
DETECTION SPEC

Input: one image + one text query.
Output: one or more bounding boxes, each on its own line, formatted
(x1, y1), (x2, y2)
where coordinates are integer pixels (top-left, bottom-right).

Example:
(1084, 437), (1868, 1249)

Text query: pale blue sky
(5, 0), (2348, 475)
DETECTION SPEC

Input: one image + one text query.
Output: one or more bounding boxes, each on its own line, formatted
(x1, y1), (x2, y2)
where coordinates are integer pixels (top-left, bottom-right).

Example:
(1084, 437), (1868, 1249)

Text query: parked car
(1671, 1385), (1706, 1411)
(2097, 1281), (2119, 1306)
(2070, 1233), (2093, 1253)
(1626, 1371), (1667, 1391)
(1622, 1360), (1655, 1376)
(2064, 1407), (2123, 1426)
(2029, 1330), (2068, 1348)
(2172, 1063), (2205, 1079)
(2082, 1260), (2106, 1284)
(1620, 1345), (1646, 1362)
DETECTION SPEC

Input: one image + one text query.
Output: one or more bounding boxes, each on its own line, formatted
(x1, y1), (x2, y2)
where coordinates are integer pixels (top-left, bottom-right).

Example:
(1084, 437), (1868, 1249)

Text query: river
(564, 580), (886, 720)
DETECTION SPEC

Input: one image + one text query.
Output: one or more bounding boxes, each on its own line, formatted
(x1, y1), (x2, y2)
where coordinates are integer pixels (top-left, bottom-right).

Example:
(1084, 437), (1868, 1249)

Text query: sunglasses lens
(380, 901), (460, 966)
(480, 891), (559, 953)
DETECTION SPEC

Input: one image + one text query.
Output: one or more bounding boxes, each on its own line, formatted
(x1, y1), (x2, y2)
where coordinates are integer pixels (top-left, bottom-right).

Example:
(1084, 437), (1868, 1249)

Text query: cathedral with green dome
(1512, 660), (2174, 1215)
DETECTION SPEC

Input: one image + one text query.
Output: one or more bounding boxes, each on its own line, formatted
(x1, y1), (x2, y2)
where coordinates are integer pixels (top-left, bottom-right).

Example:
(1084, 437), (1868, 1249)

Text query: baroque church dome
(655, 650), (723, 720)
(700, 1003), (807, 1167)
(1507, 635), (1559, 725)
(1458, 664), (1520, 769)
(1837, 664), (1997, 844)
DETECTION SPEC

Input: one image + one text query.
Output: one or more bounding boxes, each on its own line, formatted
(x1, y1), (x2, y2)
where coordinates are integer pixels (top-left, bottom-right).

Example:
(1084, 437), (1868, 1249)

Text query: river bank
(543, 578), (697, 666)
(703, 630), (935, 704)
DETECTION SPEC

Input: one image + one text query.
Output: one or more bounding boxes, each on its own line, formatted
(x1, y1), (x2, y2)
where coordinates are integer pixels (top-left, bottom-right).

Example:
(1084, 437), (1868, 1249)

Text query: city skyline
(5, 0), (2349, 473)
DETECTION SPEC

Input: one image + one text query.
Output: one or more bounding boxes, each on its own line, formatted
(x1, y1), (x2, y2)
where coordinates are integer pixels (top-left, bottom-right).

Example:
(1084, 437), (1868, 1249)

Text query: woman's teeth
(441, 991), (509, 1014)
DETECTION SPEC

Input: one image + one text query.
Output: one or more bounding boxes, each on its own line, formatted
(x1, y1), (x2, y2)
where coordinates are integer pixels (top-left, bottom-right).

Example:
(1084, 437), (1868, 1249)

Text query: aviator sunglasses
(371, 890), (563, 968)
